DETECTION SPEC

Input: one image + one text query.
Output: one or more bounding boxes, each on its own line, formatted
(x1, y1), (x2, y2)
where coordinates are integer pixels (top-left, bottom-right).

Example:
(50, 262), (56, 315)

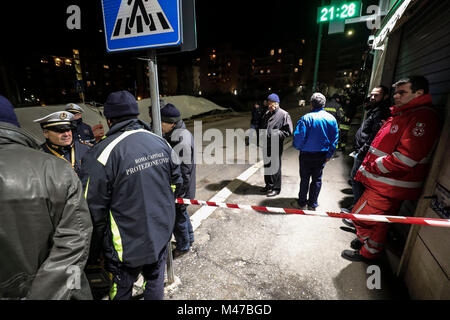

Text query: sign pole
(148, 49), (162, 136)
(312, 0), (325, 93)
(147, 48), (175, 284)
(312, 22), (323, 93)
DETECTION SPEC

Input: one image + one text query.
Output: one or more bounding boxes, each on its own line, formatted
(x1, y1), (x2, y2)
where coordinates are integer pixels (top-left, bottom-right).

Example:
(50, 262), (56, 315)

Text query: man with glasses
(34, 111), (90, 177)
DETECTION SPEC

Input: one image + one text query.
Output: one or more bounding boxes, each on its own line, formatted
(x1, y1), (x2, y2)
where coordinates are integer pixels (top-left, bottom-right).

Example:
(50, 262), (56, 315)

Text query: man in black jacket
(80, 91), (183, 300)
(160, 103), (196, 258)
(0, 95), (93, 300)
(343, 86), (391, 219)
(260, 93), (293, 197)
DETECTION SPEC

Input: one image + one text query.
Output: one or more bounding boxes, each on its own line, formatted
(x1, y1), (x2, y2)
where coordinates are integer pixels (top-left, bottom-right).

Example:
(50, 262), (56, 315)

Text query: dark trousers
(263, 137), (284, 191)
(351, 156), (365, 206)
(108, 246), (167, 300)
(174, 206), (194, 251)
(298, 151), (327, 208)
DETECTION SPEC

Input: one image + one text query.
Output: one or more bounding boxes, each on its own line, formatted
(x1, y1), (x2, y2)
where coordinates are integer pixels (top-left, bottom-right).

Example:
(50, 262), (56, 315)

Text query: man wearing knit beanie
(259, 93), (293, 197)
(81, 90), (183, 300)
(103, 90), (140, 124)
(160, 103), (182, 134)
(293, 92), (339, 211)
(159, 103), (196, 258)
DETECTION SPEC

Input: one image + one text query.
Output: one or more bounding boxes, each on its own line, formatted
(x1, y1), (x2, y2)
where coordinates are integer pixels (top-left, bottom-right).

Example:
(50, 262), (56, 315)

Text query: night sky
(0, 1), (319, 55)
(195, 1), (318, 50)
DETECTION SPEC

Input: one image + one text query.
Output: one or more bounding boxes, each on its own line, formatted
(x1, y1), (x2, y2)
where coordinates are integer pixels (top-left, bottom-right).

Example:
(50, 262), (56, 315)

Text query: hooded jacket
(0, 122), (93, 299)
(354, 94), (441, 200)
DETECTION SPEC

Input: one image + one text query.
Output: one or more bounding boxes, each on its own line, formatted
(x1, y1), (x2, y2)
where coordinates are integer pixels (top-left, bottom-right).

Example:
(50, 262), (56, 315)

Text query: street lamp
(346, 29), (354, 36)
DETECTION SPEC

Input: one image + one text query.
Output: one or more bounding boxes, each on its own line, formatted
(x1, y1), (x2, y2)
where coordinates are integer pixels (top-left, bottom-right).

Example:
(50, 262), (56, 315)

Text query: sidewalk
(166, 135), (410, 299)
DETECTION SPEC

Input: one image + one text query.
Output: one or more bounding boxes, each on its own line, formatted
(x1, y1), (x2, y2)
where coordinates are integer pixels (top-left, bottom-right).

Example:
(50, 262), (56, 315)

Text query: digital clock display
(317, 1), (361, 23)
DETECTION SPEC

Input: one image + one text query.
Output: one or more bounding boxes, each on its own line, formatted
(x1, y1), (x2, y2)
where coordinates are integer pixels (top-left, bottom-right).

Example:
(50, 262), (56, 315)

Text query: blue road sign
(101, 0), (181, 52)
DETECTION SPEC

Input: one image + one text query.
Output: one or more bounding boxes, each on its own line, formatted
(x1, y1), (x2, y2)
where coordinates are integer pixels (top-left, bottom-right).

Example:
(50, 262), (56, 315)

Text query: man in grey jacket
(160, 103), (196, 258)
(260, 93), (293, 197)
(0, 95), (93, 300)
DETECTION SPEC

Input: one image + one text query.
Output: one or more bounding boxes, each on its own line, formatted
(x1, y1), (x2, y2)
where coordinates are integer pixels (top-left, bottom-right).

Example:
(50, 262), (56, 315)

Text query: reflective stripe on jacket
(81, 119), (183, 268)
(354, 94), (441, 200)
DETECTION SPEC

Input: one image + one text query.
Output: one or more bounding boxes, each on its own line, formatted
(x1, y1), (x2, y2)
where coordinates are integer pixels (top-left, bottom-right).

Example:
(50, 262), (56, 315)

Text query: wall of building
(371, 0), (450, 299)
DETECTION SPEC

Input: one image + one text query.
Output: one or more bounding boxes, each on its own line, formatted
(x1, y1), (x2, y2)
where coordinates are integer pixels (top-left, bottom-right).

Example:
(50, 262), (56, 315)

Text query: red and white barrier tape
(176, 198), (450, 228)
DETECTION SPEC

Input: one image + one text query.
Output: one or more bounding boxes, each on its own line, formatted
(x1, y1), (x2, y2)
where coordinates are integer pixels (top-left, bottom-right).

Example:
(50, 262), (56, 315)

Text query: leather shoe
(266, 190), (280, 197)
(350, 238), (363, 250)
(172, 249), (189, 259)
(341, 250), (373, 263)
(307, 205), (316, 211)
(342, 218), (355, 228)
(261, 186), (272, 193)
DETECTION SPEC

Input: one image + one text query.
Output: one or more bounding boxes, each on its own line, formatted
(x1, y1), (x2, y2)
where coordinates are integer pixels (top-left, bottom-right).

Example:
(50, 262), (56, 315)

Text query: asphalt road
(166, 105), (410, 300)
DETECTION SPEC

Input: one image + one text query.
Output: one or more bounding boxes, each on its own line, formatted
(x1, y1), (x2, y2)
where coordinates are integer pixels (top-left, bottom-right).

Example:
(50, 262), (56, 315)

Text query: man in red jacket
(341, 76), (441, 262)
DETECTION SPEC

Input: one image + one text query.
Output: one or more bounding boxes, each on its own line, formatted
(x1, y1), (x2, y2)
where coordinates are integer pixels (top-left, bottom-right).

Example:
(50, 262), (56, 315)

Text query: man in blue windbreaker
(80, 91), (183, 300)
(293, 92), (339, 210)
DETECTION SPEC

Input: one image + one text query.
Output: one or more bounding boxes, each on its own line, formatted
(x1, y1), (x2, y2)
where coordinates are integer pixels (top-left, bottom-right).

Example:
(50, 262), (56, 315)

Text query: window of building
(270, 49), (274, 56)
(54, 57), (62, 67)
(278, 48), (282, 54)
(294, 68), (299, 73)
(299, 58), (303, 66)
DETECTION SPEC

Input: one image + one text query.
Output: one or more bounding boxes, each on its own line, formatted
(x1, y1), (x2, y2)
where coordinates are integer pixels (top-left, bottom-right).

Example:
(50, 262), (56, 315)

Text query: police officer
(80, 91), (183, 300)
(34, 111), (90, 177)
(65, 103), (95, 144)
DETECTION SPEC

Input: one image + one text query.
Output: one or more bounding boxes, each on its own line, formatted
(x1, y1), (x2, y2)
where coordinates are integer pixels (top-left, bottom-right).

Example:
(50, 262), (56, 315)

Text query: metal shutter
(394, 1), (450, 106)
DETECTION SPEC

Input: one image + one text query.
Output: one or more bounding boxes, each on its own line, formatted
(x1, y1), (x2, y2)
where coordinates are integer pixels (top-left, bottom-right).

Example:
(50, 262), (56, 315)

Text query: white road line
(190, 138), (293, 231)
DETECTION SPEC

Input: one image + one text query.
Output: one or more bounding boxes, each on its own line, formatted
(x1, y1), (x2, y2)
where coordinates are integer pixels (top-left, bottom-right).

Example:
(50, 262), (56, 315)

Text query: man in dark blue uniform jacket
(65, 103), (95, 144)
(80, 91), (183, 300)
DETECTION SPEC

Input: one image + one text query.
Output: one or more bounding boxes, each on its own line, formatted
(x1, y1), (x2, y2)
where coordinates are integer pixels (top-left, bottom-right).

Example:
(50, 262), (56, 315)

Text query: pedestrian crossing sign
(101, 0), (181, 52)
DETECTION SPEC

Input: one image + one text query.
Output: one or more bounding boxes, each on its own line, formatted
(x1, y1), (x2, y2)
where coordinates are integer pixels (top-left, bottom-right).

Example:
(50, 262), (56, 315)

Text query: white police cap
(65, 103), (84, 114)
(33, 111), (74, 129)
